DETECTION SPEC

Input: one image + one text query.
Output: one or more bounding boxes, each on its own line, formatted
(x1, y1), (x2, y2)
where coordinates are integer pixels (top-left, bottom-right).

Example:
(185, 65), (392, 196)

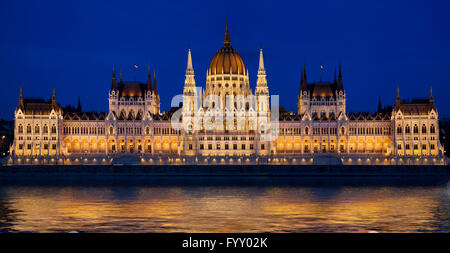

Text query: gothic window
(51, 125), (57, 134)
(397, 144), (402, 150)
(430, 124), (435, 134)
(35, 125), (40, 134)
(26, 124), (31, 134)
(413, 124), (418, 134)
(18, 124), (23, 134)
(422, 124), (427, 134)
(110, 126), (114, 135)
(146, 127), (150, 135)
(397, 125), (402, 134)
(405, 125), (410, 134)
(305, 127), (309, 135)
(341, 127), (345, 135)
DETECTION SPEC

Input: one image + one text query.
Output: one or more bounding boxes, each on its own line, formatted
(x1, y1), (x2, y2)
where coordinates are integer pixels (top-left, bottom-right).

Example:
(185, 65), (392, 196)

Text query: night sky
(1, 0), (449, 119)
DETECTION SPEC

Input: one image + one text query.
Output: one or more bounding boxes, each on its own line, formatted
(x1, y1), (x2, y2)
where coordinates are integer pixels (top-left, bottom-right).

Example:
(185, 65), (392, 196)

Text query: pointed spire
(337, 63), (343, 90)
(224, 18), (231, 47)
(300, 65), (307, 91)
(303, 65), (307, 84)
(119, 68), (123, 83)
(258, 46), (266, 76)
(300, 67), (304, 88)
(396, 87), (401, 106)
(429, 86), (434, 106)
(18, 87), (24, 109)
(256, 46), (268, 94)
(153, 70), (158, 95)
(111, 64), (117, 90)
(186, 47), (194, 75)
(52, 88), (56, 100)
(147, 64), (152, 90)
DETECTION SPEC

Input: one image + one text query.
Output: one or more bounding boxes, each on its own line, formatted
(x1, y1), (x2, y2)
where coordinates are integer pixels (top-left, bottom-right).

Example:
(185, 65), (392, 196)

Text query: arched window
(43, 125), (48, 134)
(109, 126), (114, 135)
(35, 125), (40, 134)
(405, 125), (410, 134)
(51, 124), (57, 134)
(413, 124), (418, 134)
(305, 127), (309, 135)
(146, 126), (150, 135)
(18, 124), (23, 134)
(341, 127), (345, 135)
(397, 125), (402, 134)
(430, 124), (435, 134)
(422, 124), (427, 134)
(26, 124), (31, 134)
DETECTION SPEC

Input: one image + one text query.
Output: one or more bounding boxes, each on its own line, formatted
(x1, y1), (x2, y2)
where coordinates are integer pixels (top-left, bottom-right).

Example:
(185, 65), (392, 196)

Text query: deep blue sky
(1, 0), (450, 119)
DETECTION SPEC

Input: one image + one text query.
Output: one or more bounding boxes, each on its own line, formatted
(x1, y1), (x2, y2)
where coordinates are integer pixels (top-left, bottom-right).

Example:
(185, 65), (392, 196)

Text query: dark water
(0, 175), (449, 233)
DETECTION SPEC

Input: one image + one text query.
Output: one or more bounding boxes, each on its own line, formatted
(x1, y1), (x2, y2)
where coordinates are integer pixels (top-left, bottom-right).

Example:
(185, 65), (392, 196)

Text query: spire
(258, 46), (265, 74)
(52, 88), (57, 108)
(300, 66), (307, 91)
(224, 18), (231, 47)
(300, 67), (304, 90)
(395, 87), (401, 106)
(147, 64), (152, 90)
(119, 68), (123, 83)
(337, 63), (343, 90)
(184, 47), (196, 91)
(153, 70), (158, 95)
(256, 47), (268, 94)
(303, 65), (307, 86)
(111, 64), (117, 90)
(18, 87), (24, 109)
(186, 47), (194, 75)
(377, 96), (382, 113)
(77, 96), (82, 113)
(429, 86), (434, 106)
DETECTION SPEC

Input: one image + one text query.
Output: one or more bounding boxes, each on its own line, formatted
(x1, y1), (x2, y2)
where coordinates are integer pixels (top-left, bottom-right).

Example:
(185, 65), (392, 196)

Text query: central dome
(209, 21), (246, 75)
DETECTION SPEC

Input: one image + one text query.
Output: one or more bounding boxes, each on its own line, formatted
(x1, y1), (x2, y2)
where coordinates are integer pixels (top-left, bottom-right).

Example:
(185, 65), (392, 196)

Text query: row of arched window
(63, 126), (105, 135)
(396, 124), (435, 134)
(17, 124), (56, 134)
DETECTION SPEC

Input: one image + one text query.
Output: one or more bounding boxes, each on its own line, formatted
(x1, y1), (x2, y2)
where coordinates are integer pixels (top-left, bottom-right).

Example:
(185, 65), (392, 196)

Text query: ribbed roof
(208, 21), (246, 75)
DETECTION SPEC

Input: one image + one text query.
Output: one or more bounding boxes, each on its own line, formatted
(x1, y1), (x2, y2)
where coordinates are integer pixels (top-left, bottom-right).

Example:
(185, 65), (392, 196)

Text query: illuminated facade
(9, 22), (446, 165)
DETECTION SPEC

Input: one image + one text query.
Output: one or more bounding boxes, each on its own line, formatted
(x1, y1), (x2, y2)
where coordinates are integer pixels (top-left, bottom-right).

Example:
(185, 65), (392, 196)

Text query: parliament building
(8, 22), (446, 165)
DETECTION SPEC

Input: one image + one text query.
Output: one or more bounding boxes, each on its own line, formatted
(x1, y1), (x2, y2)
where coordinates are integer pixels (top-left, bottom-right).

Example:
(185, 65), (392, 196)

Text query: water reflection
(0, 176), (449, 233)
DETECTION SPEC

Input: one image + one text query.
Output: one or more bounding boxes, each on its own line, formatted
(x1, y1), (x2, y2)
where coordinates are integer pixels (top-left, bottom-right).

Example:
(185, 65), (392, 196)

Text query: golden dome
(209, 21), (246, 75)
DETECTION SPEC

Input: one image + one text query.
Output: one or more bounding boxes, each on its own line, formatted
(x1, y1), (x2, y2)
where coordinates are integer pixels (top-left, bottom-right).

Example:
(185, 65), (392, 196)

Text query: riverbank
(1, 164), (450, 176)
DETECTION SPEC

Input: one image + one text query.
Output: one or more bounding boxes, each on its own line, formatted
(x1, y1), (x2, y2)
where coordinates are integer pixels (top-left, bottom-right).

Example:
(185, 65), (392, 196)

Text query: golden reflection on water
(1, 182), (449, 233)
